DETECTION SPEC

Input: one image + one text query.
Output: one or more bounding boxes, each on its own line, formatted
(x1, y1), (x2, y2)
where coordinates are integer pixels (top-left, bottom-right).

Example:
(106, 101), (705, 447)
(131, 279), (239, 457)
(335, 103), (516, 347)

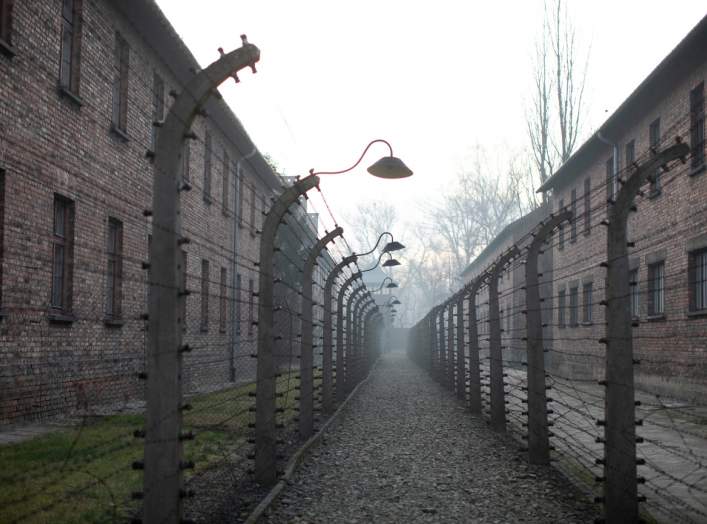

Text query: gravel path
(261, 352), (598, 523)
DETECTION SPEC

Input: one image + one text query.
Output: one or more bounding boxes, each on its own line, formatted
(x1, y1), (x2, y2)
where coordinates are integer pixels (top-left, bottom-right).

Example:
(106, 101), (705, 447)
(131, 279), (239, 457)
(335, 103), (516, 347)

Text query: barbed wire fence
(409, 114), (707, 523)
(0, 31), (386, 523)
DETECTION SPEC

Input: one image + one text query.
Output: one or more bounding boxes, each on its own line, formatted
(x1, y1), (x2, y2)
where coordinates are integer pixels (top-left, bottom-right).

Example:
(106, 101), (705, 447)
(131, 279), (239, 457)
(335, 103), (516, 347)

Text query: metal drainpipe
(230, 147), (258, 382)
(597, 131), (619, 197)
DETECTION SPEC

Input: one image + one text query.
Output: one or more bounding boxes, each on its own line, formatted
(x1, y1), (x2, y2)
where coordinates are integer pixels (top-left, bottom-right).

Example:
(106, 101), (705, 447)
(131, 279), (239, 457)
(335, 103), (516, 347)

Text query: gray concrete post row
(300, 227), (344, 439)
(348, 291), (369, 392)
(408, 139), (690, 524)
(322, 255), (357, 414)
(255, 173), (320, 487)
(336, 273), (362, 403)
(487, 247), (519, 433)
(525, 211), (572, 465)
(455, 293), (466, 401)
(466, 275), (486, 414)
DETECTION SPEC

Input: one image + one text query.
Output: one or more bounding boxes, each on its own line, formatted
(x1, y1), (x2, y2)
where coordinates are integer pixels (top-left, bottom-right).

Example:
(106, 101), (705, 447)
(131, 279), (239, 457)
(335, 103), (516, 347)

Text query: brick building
(538, 15), (707, 400)
(460, 205), (552, 369)
(0, 0), (282, 423)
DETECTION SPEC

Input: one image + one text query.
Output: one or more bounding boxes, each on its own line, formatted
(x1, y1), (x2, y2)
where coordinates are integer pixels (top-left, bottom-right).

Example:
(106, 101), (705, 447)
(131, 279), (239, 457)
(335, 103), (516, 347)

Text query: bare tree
(422, 145), (529, 285)
(346, 200), (397, 266)
(527, 14), (555, 188)
(527, 0), (588, 188)
(392, 235), (447, 326)
(551, 0), (587, 162)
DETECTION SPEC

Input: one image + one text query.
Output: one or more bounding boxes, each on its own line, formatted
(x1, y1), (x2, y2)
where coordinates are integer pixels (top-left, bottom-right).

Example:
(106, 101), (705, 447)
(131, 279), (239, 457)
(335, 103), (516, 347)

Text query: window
(151, 72), (164, 151)
(583, 178), (591, 235)
(236, 273), (242, 335)
(59, 0), (82, 95)
(200, 259), (209, 331)
(105, 218), (123, 320)
(625, 140), (635, 168)
(690, 82), (705, 170)
(606, 157), (615, 203)
(248, 278), (254, 336)
(0, 170), (4, 312)
(629, 268), (640, 319)
(0, 0), (14, 51)
(51, 195), (75, 316)
(558, 198), (565, 250)
(569, 286), (579, 327)
(689, 248), (707, 313)
(558, 288), (566, 328)
(582, 282), (593, 323)
(111, 32), (129, 133)
(647, 261), (664, 316)
(649, 118), (661, 195)
(260, 194), (267, 229)
(182, 142), (190, 183)
(219, 267), (227, 333)
(570, 188), (577, 242)
(203, 131), (212, 202)
(222, 151), (230, 216)
(180, 250), (187, 332)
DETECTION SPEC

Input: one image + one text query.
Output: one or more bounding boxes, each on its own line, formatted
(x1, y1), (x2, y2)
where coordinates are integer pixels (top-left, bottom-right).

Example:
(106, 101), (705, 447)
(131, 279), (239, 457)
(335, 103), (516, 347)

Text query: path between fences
(261, 351), (598, 523)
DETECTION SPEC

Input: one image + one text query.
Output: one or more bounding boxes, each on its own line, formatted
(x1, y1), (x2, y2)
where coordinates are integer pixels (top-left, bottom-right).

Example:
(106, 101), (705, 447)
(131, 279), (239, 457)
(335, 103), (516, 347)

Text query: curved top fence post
(255, 173), (320, 487)
(487, 247), (520, 432)
(602, 141), (688, 523)
(146, 37), (260, 522)
(524, 211), (571, 465)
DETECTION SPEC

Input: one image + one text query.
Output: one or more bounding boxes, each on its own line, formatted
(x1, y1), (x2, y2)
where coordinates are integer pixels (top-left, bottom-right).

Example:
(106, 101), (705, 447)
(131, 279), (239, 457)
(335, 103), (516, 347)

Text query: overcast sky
(155, 0), (706, 248)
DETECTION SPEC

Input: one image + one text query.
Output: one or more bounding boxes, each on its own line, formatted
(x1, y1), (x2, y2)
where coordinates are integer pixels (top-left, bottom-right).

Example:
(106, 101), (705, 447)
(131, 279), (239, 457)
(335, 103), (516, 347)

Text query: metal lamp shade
(382, 241), (405, 253)
(367, 156), (413, 179)
(382, 258), (400, 267)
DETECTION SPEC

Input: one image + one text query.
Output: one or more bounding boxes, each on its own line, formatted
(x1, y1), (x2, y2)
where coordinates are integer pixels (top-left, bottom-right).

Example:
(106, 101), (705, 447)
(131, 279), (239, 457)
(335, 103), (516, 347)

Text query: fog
(155, 0), (706, 325)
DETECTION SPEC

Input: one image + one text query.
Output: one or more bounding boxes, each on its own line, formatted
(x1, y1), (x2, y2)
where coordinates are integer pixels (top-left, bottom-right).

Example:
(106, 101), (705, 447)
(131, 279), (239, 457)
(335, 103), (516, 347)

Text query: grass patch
(0, 379), (269, 524)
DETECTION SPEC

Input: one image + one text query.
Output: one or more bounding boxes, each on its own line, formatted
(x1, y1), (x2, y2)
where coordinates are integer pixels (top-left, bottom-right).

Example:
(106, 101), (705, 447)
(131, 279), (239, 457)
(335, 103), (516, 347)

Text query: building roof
(460, 205), (547, 277)
(538, 14), (707, 193)
(110, 0), (282, 191)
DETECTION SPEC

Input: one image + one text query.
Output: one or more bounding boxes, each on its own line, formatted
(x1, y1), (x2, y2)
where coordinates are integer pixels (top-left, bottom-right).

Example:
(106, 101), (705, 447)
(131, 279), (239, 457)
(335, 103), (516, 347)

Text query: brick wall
(548, 60), (707, 400)
(0, 0), (275, 423)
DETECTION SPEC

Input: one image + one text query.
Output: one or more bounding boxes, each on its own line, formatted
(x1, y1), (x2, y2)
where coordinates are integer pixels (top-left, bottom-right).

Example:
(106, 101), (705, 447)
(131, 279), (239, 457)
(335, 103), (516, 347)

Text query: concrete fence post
(343, 284), (365, 392)
(524, 211), (571, 465)
(145, 38), (260, 521)
(322, 255), (357, 414)
(488, 247), (519, 432)
(456, 293), (466, 401)
(336, 273), (361, 402)
(466, 275), (485, 414)
(255, 173), (320, 486)
(299, 227), (343, 439)
(437, 307), (446, 385)
(349, 291), (368, 390)
(432, 307), (439, 377)
(446, 299), (455, 390)
(429, 307), (440, 378)
(363, 304), (377, 372)
(602, 141), (688, 523)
